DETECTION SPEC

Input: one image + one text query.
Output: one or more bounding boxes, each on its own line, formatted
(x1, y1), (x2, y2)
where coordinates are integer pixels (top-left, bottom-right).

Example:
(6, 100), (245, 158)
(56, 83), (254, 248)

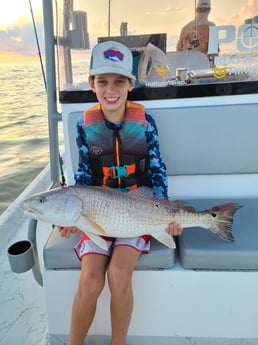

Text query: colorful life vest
(83, 101), (151, 191)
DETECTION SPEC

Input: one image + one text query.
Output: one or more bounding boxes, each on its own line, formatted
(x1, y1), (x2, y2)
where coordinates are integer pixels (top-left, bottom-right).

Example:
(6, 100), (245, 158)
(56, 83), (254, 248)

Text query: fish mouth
(24, 208), (42, 218)
(23, 202), (43, 218)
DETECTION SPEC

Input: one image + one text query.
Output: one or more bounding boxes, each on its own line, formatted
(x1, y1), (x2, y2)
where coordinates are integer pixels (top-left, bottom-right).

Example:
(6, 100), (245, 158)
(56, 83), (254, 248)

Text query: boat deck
(0, 218), (50, 345)
(0, 167), (50, 345)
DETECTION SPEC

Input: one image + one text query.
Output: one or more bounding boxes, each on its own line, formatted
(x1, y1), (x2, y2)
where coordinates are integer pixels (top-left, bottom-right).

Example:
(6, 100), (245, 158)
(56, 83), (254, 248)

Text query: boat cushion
(63, 103), (258, 186)
(177, 198), (258, 270)
(43, 230), (176, 270)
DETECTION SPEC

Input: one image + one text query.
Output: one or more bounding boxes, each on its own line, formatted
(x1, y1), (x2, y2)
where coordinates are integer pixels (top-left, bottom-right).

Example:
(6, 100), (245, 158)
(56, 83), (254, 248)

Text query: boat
(1, 0), (258, 344)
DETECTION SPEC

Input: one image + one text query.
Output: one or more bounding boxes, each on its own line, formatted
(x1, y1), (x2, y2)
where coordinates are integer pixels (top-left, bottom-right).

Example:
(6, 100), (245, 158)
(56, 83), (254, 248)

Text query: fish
(23, 185), (241, 250)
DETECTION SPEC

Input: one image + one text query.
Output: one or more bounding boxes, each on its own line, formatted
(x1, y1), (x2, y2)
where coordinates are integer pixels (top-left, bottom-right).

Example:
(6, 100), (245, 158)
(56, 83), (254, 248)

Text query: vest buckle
(110, 165), (128, 178)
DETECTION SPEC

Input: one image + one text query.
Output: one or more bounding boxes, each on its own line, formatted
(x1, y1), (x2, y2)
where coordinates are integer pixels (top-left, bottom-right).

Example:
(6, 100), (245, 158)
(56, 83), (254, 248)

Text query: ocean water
(0, 61), (49, 215)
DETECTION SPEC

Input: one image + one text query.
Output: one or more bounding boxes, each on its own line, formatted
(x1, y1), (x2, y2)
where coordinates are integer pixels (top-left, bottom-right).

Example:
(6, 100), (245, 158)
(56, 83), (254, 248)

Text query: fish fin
(76, 216), (108, 250)
(86, 217), (108, 236)
(169, 200), (196, 212)
(208, 203), (242, 242)
(85, 233), (109, 251)
(78, 214), (107, 236)
(152, 232), (176, 249)
(130, 188), (196, 212)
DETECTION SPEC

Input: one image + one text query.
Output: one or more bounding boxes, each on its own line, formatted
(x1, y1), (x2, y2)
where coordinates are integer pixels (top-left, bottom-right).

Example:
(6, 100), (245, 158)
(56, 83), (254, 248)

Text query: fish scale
(23, 185), (241, 250)
(80, 187), (172, 230)
(80, 187), (210, 230)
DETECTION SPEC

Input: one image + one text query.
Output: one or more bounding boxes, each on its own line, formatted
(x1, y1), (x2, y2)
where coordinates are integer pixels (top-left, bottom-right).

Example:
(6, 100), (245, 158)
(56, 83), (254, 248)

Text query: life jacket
(83, 101), (151, 191)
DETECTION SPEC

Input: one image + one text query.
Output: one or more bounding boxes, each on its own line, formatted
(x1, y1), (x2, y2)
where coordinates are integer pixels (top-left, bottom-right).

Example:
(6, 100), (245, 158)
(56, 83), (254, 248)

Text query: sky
(0, 0), (258, 63)
(0, 0), (43, 62)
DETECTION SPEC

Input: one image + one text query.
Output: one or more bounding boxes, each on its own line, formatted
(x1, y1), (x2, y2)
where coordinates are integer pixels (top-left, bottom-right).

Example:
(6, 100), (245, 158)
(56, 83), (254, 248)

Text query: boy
(58, 41), (182, 345)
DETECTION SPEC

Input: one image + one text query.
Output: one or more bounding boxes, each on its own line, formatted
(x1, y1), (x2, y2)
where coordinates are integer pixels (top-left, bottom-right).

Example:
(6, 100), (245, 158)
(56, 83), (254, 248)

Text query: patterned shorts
(74, 232), (150, 260)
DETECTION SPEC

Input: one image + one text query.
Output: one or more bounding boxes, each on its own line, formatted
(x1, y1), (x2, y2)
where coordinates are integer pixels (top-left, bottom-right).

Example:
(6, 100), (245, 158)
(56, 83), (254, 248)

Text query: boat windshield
(55, 0), (258, 102)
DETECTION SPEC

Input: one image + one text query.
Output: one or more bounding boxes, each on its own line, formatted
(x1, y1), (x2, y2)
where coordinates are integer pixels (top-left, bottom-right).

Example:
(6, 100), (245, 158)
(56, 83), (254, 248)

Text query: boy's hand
(56, 226), (80, 238)
(166, 221), (183, 236)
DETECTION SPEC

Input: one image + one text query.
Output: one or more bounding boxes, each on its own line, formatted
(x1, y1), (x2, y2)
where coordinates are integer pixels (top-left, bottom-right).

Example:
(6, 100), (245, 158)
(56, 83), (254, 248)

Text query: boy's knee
(107, 267), (132, 294)
(78, 271), (105, 299)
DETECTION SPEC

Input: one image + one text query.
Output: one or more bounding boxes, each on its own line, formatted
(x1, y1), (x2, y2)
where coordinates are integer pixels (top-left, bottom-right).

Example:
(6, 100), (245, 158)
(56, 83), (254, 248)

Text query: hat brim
(89, 66), (136, 80)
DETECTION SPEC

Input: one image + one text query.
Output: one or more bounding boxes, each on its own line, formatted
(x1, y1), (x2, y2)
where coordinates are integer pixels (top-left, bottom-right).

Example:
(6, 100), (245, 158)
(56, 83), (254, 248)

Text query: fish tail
(208, 203), (241, 242)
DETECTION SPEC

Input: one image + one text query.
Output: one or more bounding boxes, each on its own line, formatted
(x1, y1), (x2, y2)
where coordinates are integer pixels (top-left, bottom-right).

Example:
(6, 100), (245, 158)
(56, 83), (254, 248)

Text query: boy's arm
(145, 113), (168, 199)
(74, 117), (92, 186)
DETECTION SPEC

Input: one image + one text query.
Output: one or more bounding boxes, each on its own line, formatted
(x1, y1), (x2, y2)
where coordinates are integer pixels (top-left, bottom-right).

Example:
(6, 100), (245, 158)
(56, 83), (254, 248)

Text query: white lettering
(214, 54), (253, 66)
(228, 66), (257, 75)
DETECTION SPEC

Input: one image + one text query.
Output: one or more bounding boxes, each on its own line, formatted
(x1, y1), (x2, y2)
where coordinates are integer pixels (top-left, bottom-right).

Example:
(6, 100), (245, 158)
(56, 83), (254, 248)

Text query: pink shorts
(74, 232), (150, 260)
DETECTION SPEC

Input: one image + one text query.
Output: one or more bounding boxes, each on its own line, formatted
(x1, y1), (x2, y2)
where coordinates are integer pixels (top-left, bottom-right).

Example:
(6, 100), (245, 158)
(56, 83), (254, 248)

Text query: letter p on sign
(208, 25), (236, 54)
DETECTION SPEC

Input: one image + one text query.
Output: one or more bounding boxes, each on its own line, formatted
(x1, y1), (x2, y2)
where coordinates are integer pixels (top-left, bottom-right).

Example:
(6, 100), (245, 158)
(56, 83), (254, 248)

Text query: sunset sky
(0, 0), (43, 62)
(0, 0), (258, 63)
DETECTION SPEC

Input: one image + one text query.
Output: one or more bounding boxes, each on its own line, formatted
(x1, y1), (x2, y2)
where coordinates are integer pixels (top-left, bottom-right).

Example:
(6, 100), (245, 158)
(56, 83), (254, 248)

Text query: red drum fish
(23, 186), (241, 250)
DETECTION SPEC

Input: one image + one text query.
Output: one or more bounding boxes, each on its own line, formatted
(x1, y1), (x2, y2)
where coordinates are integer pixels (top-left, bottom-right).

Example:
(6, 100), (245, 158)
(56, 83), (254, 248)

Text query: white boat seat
(56, 101), (258, 271)
(63, 103), (258, 185)
(44, 195), (258, 271)
(177, 197), (258, 270)
(44, 230), (176, 270)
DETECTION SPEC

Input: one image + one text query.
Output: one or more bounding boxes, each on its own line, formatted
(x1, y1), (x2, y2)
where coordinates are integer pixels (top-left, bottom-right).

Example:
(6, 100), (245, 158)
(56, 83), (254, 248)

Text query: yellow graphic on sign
(154, 64), (170, 80)
(214, 67), (227, 79)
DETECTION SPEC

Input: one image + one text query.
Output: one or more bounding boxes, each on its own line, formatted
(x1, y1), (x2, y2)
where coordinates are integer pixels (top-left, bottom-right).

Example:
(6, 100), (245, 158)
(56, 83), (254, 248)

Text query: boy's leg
(107, 245), (141, 345)
(69, 253), (109, 345)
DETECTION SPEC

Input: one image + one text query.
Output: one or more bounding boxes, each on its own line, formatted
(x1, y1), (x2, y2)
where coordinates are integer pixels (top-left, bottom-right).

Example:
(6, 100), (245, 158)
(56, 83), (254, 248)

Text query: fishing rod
(108, 0), (111, 36)
(190, 0), (200, 49)
(29, 0), (47, 90)
(29, 0), (66, 186)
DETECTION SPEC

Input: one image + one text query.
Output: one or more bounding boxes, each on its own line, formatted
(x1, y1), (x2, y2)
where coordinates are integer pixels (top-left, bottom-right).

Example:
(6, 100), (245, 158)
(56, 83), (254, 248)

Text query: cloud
(145, 6), (183, 16)
(224, 0), (258, 26)
(161, 6), (183, 15)
(0, 14), (44, 60)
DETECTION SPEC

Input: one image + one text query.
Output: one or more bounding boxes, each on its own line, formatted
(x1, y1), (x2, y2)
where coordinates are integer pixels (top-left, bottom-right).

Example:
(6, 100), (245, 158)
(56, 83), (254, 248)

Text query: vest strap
(102, 164), (136, 180)
(115, 184), (138, 192)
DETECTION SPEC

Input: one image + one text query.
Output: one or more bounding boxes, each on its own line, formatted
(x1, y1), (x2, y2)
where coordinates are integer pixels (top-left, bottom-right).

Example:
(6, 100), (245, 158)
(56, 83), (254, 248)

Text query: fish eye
(38, 196), (46, 204)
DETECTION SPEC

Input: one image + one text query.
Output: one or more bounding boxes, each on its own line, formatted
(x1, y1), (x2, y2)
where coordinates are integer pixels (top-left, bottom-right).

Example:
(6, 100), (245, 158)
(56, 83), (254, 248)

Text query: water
(0, 61), (49, 215)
